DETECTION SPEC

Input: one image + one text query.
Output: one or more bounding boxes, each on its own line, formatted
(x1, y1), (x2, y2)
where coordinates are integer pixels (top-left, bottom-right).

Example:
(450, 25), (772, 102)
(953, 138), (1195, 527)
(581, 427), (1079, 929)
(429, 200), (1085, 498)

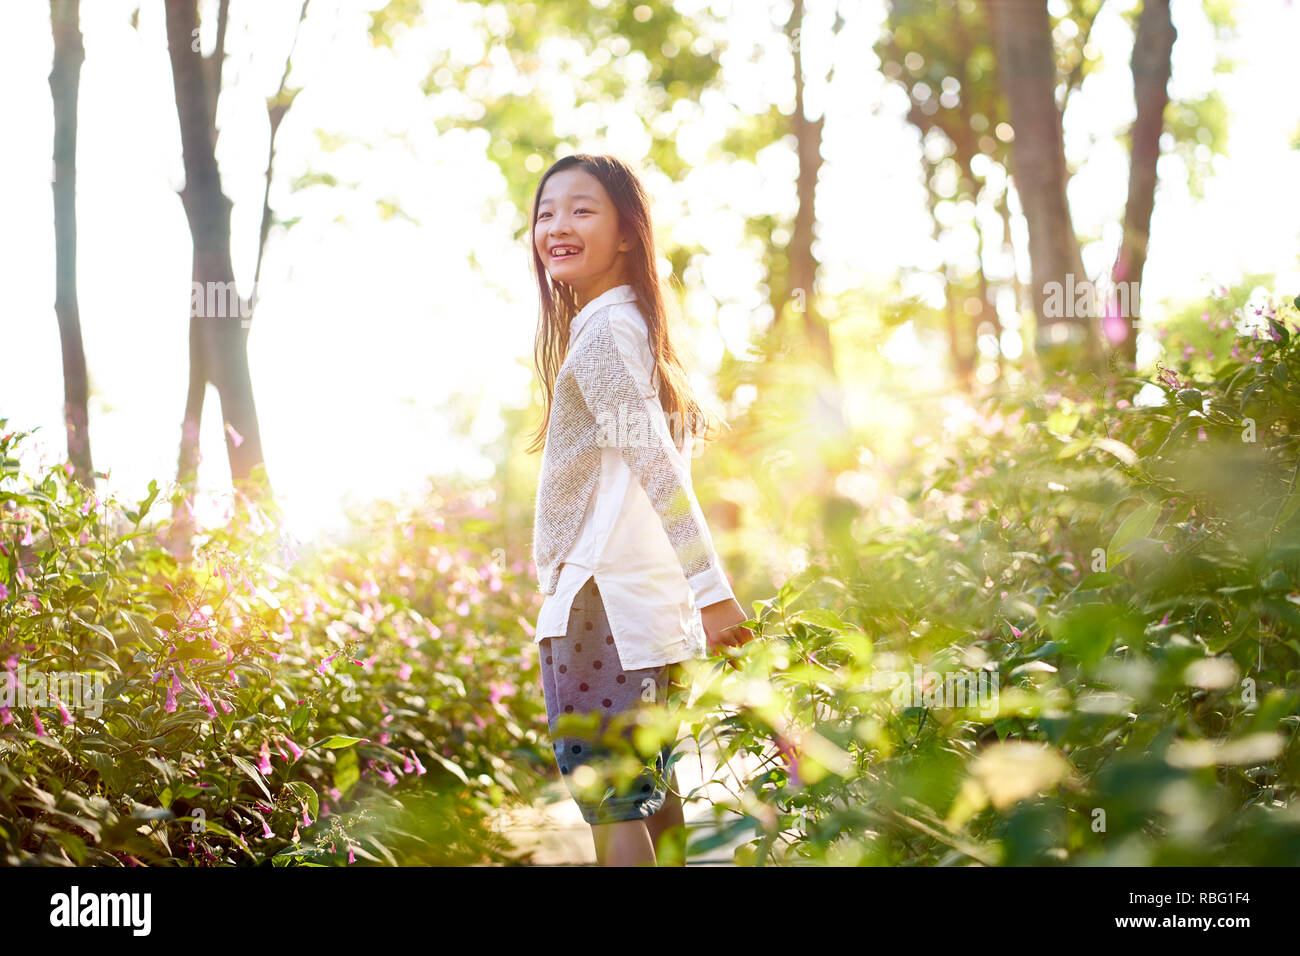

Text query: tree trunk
(782, 0), (838, 378)
(50, 0), (94, 487)
(164, 0), (271, 519)
(1110, 0), (1175, 366)
(986, 0), (1100, 372)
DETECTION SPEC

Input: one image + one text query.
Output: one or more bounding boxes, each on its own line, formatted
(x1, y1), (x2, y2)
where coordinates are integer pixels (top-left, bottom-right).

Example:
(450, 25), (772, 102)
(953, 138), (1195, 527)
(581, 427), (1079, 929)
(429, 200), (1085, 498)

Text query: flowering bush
(5, 287), (1299, 866)
(0, 436), (552, 866)
(667, 289), (1300, 865)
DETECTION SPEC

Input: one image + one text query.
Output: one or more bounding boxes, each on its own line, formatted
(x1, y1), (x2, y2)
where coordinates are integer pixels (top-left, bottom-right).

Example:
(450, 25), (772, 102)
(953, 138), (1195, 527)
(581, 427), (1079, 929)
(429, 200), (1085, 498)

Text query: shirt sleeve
(571, 308), (737, 610)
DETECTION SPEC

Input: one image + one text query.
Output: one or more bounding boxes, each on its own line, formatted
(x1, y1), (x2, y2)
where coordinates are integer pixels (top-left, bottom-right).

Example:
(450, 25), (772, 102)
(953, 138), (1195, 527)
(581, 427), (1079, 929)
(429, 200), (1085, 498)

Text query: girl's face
(534, 167), (630, 307)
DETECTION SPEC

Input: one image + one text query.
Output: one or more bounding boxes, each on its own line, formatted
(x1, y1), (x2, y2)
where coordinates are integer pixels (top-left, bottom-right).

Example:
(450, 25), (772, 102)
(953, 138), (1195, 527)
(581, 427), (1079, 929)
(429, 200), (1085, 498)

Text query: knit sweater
(532, 303), (714, 596)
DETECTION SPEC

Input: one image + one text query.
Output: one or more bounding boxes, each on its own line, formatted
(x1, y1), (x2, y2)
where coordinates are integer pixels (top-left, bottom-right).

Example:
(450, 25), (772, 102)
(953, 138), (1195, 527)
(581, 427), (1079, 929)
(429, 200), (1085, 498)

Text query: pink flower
(164, 682), (178, 713)
(347, 842), (356, 864)
(397, 662), (412, 681)
(257, 741), (273, 775)
(301, 803), (312, 827)
(261, 819), (273, 839)
(0, 706), (12, 726)
(226, 423), (245, 448)
(317, 651), (340, 675)
(0, 584), (8, 601)
(19, 526), (33, 546)
(410, 750), (426, 776)
(198, 686), (218, 719)
(488, 679), (516, 705)
(285, 737), (304, 761)
(57, 698), (74, 725)
(378, 766), (398, 787)
(217, 695), (232, 714)
(32, 710), (47, 737)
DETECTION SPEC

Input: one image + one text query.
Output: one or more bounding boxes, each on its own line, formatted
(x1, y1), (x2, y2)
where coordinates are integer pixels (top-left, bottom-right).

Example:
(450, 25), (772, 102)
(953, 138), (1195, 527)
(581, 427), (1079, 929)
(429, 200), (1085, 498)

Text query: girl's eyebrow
(539, 193), (601, 206)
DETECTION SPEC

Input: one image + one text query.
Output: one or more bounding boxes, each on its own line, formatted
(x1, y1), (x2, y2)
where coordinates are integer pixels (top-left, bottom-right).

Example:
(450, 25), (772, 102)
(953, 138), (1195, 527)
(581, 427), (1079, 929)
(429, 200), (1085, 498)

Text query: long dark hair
(525, 153), (726, 455)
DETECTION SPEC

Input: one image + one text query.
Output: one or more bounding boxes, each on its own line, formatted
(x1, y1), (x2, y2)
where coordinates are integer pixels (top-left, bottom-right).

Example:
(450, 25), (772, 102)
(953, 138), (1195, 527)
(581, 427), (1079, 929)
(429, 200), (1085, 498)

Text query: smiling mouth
(550, 247), (582, 258)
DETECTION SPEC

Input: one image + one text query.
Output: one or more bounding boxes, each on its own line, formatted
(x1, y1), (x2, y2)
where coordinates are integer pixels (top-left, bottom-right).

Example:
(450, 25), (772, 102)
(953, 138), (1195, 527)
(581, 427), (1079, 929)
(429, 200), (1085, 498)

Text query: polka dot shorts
(539, 576), (684, 825)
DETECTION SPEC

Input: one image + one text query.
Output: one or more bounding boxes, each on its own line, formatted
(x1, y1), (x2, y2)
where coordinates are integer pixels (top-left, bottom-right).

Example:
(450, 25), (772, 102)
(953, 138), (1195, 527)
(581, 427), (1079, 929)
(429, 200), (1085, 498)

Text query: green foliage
(665, 286), (1300, 865)
(6, 285), (1299, 866)
(0, 440), (552, 865)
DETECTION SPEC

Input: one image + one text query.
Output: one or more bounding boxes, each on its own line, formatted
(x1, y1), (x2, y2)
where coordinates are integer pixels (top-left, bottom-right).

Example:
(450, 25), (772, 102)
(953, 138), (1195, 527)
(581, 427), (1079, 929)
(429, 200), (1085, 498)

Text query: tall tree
(50, 0), (94, 486)
(985, 0), (1101, 372)
(780, 0), (852, 505)
(1108, 0), (1176, 367)
(878, 0), (1112, 387)
(878, 0), (1013, 390)
(165, 0), (267, 547)
(783, 0), (842, 378)
(161, 0), (308, 547)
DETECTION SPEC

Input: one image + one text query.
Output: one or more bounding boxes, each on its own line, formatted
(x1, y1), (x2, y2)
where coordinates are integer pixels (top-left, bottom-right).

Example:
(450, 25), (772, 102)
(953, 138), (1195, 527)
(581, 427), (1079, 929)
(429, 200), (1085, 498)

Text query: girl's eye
(537, 208), (591, 220)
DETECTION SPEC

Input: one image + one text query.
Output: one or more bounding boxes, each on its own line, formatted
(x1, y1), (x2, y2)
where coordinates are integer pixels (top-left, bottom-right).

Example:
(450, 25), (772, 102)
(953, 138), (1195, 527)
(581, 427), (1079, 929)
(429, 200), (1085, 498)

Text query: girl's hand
(700, 598), (753, 664)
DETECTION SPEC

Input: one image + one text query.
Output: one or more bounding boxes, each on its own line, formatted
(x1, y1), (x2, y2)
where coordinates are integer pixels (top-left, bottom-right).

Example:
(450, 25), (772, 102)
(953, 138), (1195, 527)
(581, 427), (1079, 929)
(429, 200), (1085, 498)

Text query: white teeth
(552, 247), (579, 256)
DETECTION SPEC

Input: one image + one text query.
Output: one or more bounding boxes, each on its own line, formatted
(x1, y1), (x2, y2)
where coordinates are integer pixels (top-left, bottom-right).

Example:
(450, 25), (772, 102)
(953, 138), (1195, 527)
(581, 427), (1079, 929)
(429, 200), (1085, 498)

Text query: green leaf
(70, 611), (117, 648)
(793, 608), (844, 631)
(333, 747), (359, 797)
(284, 781), (319, 820)
(425, 750), (470, 785)
(1077, 571), (1120, 590)
(121, 610), (162, 649)
(229, 755), (272, 800)
(1108, 500), (1162, 566)
(77, 571), (108, 592)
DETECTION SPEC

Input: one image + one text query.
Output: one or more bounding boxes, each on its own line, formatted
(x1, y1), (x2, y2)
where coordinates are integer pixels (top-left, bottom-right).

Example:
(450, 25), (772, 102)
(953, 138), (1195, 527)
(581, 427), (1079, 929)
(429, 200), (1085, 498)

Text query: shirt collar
(568, 284), (638, 346)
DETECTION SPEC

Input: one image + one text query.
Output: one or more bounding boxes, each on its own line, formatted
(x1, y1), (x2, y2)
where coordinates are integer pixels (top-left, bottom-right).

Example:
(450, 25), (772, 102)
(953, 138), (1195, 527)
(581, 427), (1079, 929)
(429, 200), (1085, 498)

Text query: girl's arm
(572, 308), (736, 611)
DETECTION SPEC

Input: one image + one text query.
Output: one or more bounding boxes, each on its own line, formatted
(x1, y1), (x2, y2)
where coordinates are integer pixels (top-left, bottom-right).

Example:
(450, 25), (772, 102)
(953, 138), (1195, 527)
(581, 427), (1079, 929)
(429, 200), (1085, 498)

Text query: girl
(527, 153), (752, 866)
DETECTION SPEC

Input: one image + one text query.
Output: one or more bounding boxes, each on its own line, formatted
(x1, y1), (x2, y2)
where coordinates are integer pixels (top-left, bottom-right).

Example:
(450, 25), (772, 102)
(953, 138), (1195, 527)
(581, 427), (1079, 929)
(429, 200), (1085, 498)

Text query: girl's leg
(644, 767), (687, 866)
(590, 819), (655, 866)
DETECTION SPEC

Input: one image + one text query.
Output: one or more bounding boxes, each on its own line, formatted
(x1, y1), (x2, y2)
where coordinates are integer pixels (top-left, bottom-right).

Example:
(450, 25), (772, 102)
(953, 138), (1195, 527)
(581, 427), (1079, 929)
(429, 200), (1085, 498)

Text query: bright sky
(3, 0), (1298, 545)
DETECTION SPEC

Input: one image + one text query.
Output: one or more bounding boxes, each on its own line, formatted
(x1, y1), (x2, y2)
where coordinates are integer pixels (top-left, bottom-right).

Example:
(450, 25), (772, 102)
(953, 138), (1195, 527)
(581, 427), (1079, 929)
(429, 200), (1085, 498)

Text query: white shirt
(533, 284), (737, 670)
